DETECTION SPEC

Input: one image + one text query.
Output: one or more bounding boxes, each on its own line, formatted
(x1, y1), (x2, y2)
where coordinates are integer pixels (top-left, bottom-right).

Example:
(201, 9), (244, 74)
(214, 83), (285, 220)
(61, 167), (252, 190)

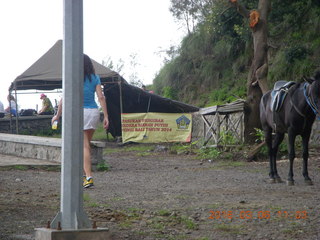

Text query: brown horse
(260, 71), (320, 185)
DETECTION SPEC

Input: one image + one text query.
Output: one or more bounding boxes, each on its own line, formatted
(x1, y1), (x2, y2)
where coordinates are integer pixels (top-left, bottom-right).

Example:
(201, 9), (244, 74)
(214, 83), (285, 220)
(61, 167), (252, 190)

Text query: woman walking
(52, 54), (109, 188)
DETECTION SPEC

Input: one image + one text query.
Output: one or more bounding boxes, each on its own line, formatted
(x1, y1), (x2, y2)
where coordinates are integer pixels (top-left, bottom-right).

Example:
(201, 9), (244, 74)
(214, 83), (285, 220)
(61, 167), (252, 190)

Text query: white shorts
(83, 108), (100, 130)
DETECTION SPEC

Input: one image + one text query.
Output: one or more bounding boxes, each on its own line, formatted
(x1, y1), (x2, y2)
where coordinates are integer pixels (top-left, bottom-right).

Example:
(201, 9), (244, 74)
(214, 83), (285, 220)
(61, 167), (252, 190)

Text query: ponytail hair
(84, 54), (95, 82)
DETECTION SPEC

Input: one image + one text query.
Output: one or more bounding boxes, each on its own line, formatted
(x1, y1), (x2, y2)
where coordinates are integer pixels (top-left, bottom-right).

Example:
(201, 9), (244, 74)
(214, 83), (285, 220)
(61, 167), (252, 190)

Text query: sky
(0, 0), (185, 110)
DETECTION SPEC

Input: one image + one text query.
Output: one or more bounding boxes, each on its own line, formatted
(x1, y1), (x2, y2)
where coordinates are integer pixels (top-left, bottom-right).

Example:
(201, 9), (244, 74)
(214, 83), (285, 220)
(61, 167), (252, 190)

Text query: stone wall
(0, 133), (105, 165)
(0, 115), (57, 135)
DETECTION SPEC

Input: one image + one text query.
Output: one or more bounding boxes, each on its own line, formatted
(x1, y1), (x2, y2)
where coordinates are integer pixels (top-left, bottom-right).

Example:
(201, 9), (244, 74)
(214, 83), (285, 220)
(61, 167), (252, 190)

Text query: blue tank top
(83, 74), (101, 108)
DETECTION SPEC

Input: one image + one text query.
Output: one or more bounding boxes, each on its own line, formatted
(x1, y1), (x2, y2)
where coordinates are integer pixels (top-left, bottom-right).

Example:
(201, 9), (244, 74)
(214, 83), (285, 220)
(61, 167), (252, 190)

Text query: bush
(285, 45), (308, 63)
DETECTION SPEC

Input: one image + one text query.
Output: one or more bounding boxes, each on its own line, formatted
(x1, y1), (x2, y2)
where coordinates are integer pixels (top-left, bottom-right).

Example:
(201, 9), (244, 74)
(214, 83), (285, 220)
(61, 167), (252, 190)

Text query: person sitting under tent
(5, 95), (17, 117)
(38, 93), (54, 115)
(141, 84), (154, 94)
(0, 100), (5, 118)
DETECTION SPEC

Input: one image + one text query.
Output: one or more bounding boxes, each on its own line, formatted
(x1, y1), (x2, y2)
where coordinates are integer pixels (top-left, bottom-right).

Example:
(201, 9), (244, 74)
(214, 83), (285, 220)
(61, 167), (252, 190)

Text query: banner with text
(121, 112), (192, 143)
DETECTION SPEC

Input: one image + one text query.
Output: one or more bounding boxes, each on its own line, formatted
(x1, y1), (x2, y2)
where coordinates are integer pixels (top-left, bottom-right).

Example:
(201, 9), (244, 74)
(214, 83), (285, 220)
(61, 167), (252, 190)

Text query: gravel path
(0, 144), (319, 239)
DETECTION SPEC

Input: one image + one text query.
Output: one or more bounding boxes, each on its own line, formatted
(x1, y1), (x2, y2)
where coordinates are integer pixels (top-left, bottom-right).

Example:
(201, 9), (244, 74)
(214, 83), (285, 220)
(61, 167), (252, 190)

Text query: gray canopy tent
(9, 39), (121, 91)
(7, 40), (122, 133)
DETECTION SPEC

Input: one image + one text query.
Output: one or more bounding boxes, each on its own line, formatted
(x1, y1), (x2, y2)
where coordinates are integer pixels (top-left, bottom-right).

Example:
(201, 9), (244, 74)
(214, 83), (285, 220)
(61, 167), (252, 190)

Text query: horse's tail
(260, 91), (271, 121)
(260, 91), (271, 110)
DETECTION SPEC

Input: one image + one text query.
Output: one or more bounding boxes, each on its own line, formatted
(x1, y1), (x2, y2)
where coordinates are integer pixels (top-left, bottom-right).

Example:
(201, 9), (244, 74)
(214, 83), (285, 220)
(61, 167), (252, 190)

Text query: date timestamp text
(209, 210), (308, 220)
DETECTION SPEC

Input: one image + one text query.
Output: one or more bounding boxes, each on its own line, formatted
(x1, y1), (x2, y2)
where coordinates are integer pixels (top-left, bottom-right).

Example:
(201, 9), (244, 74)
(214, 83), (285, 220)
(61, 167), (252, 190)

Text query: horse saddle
(270, 81), (296, 112)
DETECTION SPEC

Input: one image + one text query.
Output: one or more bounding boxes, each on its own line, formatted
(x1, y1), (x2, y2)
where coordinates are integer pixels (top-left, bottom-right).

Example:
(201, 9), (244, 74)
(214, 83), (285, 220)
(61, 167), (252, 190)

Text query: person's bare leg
(84, 129), (95, 178)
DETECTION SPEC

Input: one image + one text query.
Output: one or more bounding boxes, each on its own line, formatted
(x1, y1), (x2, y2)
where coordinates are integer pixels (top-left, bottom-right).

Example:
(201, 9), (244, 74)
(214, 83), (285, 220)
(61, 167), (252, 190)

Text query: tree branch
(229, 0), (250, 19)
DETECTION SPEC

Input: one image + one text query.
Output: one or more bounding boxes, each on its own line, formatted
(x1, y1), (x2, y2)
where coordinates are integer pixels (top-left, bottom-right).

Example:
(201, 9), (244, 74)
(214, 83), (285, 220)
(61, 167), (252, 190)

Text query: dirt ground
(0, 142), (320, 240)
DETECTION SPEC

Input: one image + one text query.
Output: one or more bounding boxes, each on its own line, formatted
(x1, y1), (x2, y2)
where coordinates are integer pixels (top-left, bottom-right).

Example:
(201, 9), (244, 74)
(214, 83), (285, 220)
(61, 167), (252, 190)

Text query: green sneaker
(83, 177), (94, 188)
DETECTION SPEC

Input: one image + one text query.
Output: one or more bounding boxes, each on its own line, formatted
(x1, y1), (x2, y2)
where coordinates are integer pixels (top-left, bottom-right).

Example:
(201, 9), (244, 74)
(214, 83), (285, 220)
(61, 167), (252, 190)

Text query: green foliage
(197, 147), (220, 160)
(170, 141), (199, 155)
(220, 131), (237, 146)
(23, 127), (61, 137)
(153, 0), (320, 107)
(92, 122), (113, 141)
(180, 216), (197, 230)
(254, 128), (289, 157)
(96, 162), (109, 171)
(12, 165), (29, 171)
(162, 86), (178, 100)
(285, 45), (308, 63)
(254, 128), (264, 142)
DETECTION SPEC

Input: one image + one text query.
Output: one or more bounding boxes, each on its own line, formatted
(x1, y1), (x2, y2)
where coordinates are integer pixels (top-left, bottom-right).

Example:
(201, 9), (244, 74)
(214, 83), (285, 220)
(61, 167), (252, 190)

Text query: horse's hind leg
(302, 134), (313, 185)
(264, 128), (274, 182)
(265, 128), (281, 183)
(272, 132), (284, 183)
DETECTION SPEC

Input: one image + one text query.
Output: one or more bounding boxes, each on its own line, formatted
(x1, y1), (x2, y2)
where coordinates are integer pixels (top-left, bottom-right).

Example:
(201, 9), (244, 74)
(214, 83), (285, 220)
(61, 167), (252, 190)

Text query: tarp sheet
(103, 81), (199, 138)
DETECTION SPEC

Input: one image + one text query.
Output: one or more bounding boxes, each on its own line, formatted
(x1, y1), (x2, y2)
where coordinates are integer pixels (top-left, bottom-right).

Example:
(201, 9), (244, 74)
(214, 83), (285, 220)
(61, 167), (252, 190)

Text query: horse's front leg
(287, 131), (296, 186)
(272, 132), (284, 183)
(302, 133), (313, 185)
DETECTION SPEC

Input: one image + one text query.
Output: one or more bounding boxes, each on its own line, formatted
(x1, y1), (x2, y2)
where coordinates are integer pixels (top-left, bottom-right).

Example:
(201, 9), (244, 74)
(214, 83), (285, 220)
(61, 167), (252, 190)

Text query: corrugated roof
(199, 99), (245, 115)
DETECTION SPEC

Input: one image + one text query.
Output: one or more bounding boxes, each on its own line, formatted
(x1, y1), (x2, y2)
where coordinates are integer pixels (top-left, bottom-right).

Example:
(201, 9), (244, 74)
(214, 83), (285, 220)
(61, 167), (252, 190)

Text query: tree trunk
(230, 0), (271, 143)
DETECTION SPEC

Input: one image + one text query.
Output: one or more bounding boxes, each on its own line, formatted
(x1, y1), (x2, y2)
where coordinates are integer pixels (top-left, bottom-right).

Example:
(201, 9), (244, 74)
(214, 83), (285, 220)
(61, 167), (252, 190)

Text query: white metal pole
(51, 0), (90, 229)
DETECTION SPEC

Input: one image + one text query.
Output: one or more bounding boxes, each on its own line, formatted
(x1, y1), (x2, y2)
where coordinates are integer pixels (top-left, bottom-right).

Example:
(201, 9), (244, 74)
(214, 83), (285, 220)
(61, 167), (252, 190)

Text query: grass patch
(103, 144), (155, 155)
(92, 122), (114, 141)
(11, 165), (29, 171)
(136, 152), (152, 157)
(175, 195), (190, 200)
(214, 223), (244, 234)
(133, 230), (148, 237)
(122, 145), (155, 152)
(83, 193), (91, 202)
(83, 193), (102, 208)
(265, 205), (283, 211)
(96, 162), (109, 171)
(148, 212), (198, 232)
(150, 220), (165, 231)
(109, 197), (125, 201)
(126, 207), (144, 219)
(207, 203), (223, 210)
(281, 222), (305, 235)
(119, 221), (133, 229)
(157, 209), (171, 217)
(197, 147), (221, 160)
(169, 142), (199, 155)
(180, 216), (197, 230)
(88, 202), (99, 207)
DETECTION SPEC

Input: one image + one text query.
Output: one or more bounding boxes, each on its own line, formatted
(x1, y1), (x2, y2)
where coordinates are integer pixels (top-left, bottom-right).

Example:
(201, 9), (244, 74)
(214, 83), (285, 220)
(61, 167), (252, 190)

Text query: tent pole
(119, 77), (123, 115)
(14, 88), (19, 134)
(118, 78), (123, 142)
(8, 90), (12, 133)
(147, 96), (151, 113)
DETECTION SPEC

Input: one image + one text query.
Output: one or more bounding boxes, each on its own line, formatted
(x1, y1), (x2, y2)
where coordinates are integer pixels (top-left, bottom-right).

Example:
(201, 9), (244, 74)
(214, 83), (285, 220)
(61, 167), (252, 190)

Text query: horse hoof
(286, 180), (294, 186)
(275, 178), (283, 183)
(304, 180), (313, 185)
(269, 178), (276, 183)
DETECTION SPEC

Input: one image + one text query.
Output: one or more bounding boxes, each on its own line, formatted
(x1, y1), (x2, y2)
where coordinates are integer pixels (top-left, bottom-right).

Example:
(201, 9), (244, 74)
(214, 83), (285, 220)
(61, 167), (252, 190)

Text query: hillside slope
(153, 0), (320, 107)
